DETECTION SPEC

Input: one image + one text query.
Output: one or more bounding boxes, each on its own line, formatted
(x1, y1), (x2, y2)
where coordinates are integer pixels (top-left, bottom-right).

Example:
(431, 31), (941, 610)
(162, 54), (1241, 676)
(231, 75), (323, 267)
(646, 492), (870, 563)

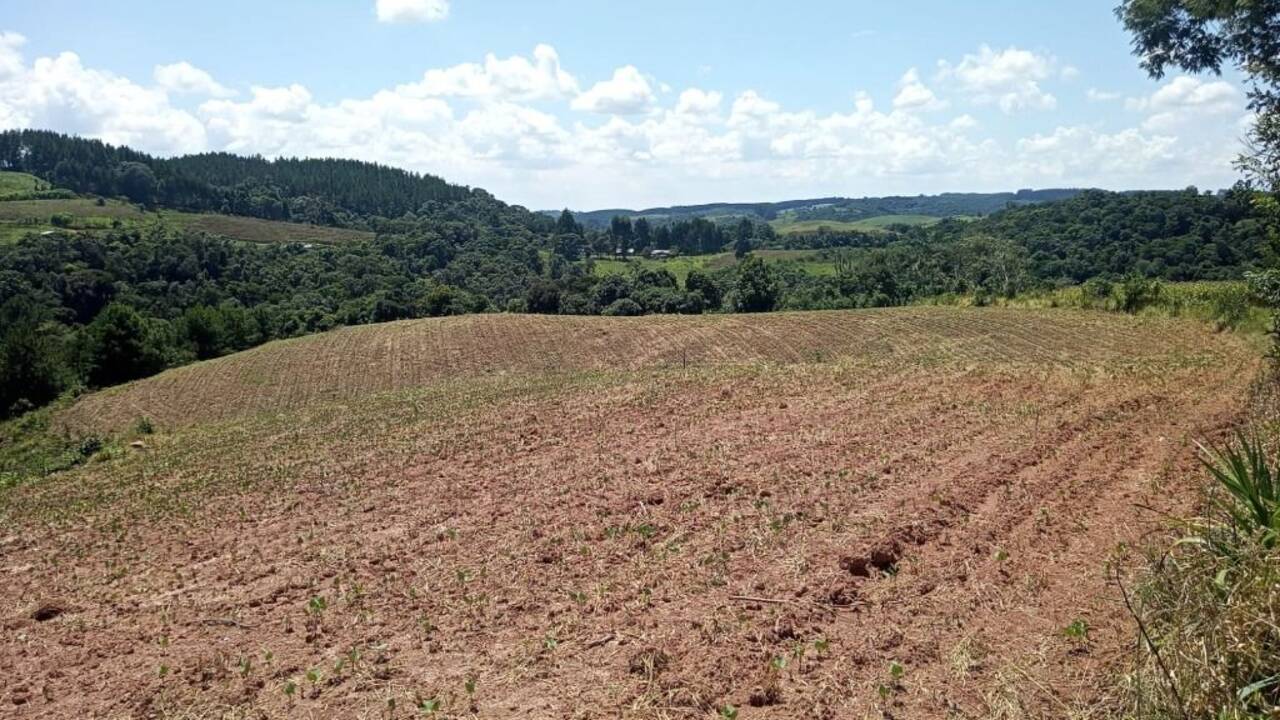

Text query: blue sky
(0, 1), (1254, 209)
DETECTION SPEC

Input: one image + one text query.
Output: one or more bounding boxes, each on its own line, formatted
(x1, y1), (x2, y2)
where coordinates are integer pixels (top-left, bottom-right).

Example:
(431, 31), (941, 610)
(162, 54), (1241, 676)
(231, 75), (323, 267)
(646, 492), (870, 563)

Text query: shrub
(1198, 433), (1280, 547)
(1116, 274), (1163, 314)
(1081, 277), (1113, 308)
(1123, 433), (1280, 718)
(1199, 282), (1250, 330)
(524, 281), (561, 315)
(601, 298), (643, 316)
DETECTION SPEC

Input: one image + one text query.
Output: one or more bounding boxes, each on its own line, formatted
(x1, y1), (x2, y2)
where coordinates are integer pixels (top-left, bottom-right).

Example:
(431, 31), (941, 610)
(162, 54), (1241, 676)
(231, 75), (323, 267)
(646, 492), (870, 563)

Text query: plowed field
(0, 308), (1259, 719)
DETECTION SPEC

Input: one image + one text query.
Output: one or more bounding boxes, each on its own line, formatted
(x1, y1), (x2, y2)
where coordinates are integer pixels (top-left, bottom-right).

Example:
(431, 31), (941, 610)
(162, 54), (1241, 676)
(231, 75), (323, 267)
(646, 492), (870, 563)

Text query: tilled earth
(0, 311), (1259, 719)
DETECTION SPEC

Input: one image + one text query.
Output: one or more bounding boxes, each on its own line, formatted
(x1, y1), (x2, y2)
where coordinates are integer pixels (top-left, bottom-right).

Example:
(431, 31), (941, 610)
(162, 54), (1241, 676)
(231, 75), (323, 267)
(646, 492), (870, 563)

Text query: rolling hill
(2, 306), (1257, 718)
(562, 189), (1084, 229)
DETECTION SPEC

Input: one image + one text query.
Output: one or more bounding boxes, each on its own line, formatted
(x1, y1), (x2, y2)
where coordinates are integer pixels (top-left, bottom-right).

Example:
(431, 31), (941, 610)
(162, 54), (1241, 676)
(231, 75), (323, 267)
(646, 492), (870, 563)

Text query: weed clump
(1121, 433), (1280, 718)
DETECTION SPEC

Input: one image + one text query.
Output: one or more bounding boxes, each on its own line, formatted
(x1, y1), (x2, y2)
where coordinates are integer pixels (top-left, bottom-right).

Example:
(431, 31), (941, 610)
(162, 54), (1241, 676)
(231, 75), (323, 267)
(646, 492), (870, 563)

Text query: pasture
(770, 214), (942, 235)
(592, 249), (838, 282)
(0, 195), (372, 245)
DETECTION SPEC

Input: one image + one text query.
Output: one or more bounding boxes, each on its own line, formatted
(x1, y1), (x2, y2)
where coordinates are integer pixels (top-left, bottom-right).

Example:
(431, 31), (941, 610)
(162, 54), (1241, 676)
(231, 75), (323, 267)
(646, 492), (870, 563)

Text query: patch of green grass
(591, 249), (837, 283)
(0, 197), (371, 246)
(0, 171), (46, 198)
(926, 281), (1272, 336)
(0, 397), (103, 490)
(770, 214), (942, 235)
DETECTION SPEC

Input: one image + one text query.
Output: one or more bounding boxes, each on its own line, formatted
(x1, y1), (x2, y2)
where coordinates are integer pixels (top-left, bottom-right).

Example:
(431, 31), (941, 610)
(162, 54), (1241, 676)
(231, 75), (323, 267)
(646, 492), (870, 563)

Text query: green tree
(1117, 0), (1279, 189)
(116, 162), (158, 205)
(610, 216), (634, 256)
(524, 280), (561, 314)
(733, 255), (780, 312)
(0, 321), (69, 418)
(553, 233), (584, 261)
(633, 218), (652, 250)
(85, 303), (168, 387)
(555, 209), (581, 236)
(685, 268), (722, 309)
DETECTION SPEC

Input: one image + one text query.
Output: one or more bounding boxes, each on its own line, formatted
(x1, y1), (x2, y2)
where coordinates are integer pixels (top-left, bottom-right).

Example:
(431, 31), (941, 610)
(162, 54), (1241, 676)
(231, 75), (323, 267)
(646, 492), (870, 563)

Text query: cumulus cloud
(1126, 75), (1243, 133)
(375, 0), (449, 23)
(0, 47), (205, 155)
(154, 61), (234, 98)
(893, 68), (947, 112)
(0, 31), (24, 80)
(938, 45), (1057, 113)
(0, 31), (1253, 207)
(674, 88), (722, 117)
(406, 44), (577, 102)
(572, 66), (656, 115)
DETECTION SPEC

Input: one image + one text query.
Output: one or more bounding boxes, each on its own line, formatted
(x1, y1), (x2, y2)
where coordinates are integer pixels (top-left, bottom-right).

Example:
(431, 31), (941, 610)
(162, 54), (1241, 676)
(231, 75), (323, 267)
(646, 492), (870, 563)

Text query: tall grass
(1121, 426), (1280, 719)
(928, 279), (1270, 334)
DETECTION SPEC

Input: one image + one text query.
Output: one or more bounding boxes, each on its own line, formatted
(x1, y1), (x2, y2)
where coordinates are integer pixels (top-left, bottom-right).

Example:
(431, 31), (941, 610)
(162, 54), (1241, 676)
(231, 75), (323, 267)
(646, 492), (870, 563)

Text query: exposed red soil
(0, 310), (1259, 719)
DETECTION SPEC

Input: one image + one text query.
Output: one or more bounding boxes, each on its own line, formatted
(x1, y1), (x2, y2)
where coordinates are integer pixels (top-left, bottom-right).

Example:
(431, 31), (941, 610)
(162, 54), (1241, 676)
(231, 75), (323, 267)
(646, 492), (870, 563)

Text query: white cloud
(1126, 75), (1243, 133)
(938, 45), (1057, 113)
(1016, 126), (1175, 176)
(1086, 88), (1120, 102)
(375, 0), (449, 23)
(154, 61), (235, 98)
(572, 65), (656, 115)
(0, 31), (1252, 208)
(406, 44), (577, 102)
(0, 31), (24, 80)
(0, 48), (205, 155)
(674, 88), (722, 117)
(893, 68), (947, 112)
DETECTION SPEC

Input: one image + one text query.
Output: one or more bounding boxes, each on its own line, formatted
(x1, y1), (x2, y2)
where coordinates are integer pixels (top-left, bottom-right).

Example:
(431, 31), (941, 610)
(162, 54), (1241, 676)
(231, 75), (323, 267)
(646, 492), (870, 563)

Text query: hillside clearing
(0, 307), (1259, 718)
(771, 214), (942, 235)
(0, 171), (47, 198)
(592, 250), (838, 282)
(0, 197), (371, 245)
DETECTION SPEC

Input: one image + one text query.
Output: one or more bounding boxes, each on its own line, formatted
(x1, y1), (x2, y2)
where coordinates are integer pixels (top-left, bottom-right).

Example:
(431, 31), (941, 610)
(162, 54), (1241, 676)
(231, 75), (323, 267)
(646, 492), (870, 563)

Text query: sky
(0, 0), (1256, 210)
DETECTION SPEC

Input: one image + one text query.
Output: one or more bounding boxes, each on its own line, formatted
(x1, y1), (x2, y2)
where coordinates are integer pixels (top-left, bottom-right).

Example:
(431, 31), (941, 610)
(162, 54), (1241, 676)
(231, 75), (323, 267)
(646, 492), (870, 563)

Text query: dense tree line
(0, 130), (534, 228)
(568, 188), (1083, 228)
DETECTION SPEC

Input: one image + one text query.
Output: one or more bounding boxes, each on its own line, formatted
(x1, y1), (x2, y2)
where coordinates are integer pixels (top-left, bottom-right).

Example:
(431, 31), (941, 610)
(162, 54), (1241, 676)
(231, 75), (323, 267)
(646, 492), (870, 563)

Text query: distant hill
(559, 189), (1086, 229)
(0, 129), (550, 232)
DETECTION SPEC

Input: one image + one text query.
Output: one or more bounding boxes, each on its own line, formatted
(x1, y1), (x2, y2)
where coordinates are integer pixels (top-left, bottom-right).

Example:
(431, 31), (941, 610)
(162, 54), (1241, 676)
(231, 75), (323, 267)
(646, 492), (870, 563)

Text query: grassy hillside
(0, 307), (1257, 718)
(566, 189), (1082, 228)
(0, 195), (373, 245)
(0, 170), (46, 198)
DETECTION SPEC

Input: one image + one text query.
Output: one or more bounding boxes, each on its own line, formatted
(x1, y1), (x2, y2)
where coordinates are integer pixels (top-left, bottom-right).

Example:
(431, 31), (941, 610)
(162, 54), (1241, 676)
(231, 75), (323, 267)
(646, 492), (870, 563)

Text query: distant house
(649, 249), (675, 259)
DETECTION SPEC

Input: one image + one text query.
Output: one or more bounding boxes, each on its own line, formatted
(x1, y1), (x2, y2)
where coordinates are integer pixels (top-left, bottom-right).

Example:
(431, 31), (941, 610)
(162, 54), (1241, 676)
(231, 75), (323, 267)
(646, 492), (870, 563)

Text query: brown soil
(0, 309), (1259, 719)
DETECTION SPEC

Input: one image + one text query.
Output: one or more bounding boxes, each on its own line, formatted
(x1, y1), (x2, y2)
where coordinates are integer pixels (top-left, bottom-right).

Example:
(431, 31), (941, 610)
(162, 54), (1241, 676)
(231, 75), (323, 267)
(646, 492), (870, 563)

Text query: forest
(0, 130), (1273, 419)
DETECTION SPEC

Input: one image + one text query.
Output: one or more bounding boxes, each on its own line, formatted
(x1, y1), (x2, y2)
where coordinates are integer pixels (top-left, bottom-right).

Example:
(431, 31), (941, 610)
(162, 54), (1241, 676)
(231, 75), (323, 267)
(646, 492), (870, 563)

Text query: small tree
(733, 255), (780, 313)
(685, 268), (722, 310)
(0, 321), (69, 418)
(116, 162), (158, 206)
(524, 280), (562, 314)
(85, 303), (167, 387)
